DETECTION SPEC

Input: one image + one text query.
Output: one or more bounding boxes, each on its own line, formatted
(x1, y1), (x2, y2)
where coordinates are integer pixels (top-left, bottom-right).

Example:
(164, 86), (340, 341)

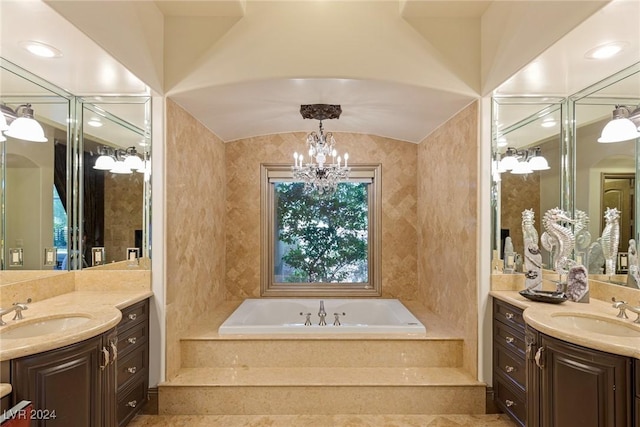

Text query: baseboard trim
(486, 386), (500, 414)
(143, 387), (159, 415)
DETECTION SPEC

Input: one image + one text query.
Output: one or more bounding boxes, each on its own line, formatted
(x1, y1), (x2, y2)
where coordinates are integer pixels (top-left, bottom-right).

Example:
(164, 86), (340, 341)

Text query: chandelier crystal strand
(292, 120), (350, 195)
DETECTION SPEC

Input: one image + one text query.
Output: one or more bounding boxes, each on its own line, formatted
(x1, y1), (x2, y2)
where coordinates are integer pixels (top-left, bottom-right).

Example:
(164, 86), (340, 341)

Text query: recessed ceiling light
(87, 118), (103, 128)
(19, 41), (63, 58)
(585, 42), (628, 60)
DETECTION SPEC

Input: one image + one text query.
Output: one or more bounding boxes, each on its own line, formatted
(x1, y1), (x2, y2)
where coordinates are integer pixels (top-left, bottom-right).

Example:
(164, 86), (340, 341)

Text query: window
(261, 164), (381, 296)
(53, 186), (67, 269)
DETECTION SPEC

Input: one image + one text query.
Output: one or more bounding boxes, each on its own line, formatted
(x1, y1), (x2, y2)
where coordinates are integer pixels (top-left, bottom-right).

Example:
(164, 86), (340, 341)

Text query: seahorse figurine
(586, 238), (605, 274)
(573, 209), (591, 254)
(601, 207), (620, 276)
(521, 209), (538, 245)
(541, 207), (575, 273)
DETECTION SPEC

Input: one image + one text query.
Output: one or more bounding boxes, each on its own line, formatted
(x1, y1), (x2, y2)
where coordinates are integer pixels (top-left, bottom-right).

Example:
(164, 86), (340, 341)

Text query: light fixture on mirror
(498, 146), (549, 175)
(598, 105), (640, 143)
(292, 104), (350, 195)
(1, 103), (48, 142)
(93, 145), (145, 174)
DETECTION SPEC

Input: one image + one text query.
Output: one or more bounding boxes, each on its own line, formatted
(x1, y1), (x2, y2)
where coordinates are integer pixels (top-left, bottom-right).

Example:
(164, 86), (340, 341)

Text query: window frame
(260, 163), (382, 297)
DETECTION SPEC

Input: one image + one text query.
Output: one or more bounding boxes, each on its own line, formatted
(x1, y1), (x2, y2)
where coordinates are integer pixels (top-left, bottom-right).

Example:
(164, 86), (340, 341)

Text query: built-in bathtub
(218, 298), (426, 335)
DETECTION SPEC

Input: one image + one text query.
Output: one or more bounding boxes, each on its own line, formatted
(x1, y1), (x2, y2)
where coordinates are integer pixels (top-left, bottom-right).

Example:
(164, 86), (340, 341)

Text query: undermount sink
(0, 315), (92, 339)
(551, 312), (640, 337)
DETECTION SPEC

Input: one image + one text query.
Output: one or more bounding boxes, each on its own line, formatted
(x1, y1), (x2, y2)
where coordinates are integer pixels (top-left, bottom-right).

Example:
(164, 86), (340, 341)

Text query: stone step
(159, 367), (485, 415)
(180, 337), (463, 368)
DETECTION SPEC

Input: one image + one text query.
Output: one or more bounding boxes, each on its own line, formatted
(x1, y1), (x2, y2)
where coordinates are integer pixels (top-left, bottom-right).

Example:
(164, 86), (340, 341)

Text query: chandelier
(292, 104), (350, 195)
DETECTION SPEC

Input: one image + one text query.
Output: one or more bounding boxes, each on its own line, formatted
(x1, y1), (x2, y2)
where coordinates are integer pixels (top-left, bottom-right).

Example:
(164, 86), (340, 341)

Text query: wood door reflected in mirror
(601, 173), (634, 254)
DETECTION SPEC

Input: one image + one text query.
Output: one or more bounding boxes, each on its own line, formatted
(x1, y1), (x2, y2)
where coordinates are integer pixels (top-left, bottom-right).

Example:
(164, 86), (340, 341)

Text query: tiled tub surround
(165, 100), (481, 382)
(159, 300), (486, 416)
(218, 298), (426, 334)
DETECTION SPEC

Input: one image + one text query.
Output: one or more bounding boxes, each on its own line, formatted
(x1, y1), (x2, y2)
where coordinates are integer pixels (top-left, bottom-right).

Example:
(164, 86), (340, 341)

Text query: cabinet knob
(128, 313), (137, 321)
(505, 336), (515, 344)
(505, 399), (515, 408)
(127, 366), (138, 374)
(505, 365), (515, 373)
(126, 400), (137, 408)
(505, 312), (514, 320)
(128, 337), (137, 345)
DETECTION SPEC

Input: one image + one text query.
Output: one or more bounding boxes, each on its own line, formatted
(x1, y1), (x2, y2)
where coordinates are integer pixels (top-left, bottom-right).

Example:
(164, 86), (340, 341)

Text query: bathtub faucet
(318, 300), (327, 326)
(300, 312), (312, 326)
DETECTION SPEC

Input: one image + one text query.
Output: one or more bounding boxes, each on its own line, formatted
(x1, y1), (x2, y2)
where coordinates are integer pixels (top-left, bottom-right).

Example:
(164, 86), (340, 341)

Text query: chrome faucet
(0, 298), (31, 326)
(612, 297), (640, 323)
(318, 300), (327, 326)
(300, 312), (312, 326)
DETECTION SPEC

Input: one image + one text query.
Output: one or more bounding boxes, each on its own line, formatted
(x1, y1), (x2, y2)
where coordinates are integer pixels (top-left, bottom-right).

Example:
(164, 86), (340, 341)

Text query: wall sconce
(498, 146), (549, 175)
(1, 103), (48, 142)
(93, 145), (145, 174)
(598, 105), (640, 143)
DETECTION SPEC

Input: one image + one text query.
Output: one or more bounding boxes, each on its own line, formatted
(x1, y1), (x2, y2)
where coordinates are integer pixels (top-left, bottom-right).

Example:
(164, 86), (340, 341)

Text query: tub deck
(183, 299), (463, 340)
(160, 300), (485, 416)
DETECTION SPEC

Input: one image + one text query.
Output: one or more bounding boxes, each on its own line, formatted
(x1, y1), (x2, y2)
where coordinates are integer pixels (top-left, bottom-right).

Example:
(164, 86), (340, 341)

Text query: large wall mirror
(492, 97), (566, 268)
(492, 61), (640, 290)
(571, 62), (640, 285)
(0, 58), (151, 280)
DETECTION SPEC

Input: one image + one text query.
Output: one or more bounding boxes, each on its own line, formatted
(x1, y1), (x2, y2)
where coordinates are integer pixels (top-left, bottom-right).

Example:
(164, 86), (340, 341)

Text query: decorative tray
(519, 289), (568, 304)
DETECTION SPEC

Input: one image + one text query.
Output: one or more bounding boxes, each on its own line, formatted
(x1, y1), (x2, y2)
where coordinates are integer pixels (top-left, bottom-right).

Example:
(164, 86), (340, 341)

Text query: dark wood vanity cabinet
(527, 327), (632, 427)
(11, 329), (117, 427)
(635, 360), (640, 427)
(493, 298), (635, 427)
(492, 299), (526, 427)
(9, 298), (149, 427)
(115, 299), (149, 427)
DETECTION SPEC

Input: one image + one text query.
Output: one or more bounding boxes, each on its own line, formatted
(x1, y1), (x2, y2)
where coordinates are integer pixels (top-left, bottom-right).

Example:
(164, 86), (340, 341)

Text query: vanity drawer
(117, 378), (147, 427)
(493, 299), (524, 333)
(117, 321), (147, 356)
(493, 320), (526, 358)
(494, 344), (526, 390)
(117, 346), (147, 390)
(494, 376), (525, 427)
(119, 300), (148, 332)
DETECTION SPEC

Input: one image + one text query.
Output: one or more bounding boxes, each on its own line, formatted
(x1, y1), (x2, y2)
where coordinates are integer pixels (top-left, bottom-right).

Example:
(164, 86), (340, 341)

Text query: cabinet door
(103, 329), (118, 427)
(525, 326), (540, 427)
(539, 334), (631, 427)
(11, 335), (105, 427)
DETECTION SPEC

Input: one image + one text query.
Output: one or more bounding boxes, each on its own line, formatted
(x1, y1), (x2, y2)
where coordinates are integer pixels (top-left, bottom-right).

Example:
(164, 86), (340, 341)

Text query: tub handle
(333, 312), (346, 326)
(300, 312), (312, 326)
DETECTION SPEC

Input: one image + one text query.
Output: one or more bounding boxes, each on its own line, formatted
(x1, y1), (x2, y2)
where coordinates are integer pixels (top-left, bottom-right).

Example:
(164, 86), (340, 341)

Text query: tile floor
(129, 414), (517, 426)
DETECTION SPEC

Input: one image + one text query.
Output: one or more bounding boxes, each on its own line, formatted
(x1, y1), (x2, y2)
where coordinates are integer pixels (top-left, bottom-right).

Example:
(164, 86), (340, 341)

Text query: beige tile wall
(500, 172), (541, 256)
(225, 132), (418, 300)
(417, 101), (479, 378)
(165, 100), (227, 379)
(104, 171), (144, 262)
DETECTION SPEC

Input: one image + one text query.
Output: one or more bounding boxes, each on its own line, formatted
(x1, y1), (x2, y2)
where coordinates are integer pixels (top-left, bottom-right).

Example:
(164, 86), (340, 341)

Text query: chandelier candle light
(292, 104), (350, 195)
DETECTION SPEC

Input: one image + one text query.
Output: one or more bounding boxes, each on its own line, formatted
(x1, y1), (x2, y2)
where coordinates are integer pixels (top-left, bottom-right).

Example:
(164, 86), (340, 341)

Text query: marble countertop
(0, 290), (153, 362)
(490, 290), (640, 359)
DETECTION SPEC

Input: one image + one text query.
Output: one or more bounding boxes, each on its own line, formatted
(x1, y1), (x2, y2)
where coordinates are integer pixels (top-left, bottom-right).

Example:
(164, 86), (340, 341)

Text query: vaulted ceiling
(2, 0), (638, 143)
